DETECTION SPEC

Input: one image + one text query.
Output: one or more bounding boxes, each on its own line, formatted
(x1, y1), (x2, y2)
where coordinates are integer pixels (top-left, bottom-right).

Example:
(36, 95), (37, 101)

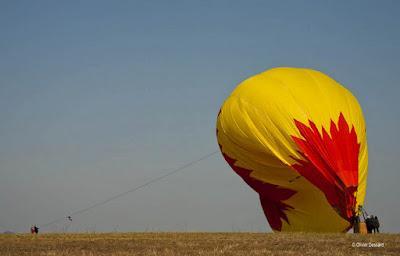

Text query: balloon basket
(353, 222), (368, 234)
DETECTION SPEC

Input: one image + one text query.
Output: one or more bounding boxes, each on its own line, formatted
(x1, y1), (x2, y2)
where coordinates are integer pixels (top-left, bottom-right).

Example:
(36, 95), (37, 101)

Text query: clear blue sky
(1, 0), (399, 233)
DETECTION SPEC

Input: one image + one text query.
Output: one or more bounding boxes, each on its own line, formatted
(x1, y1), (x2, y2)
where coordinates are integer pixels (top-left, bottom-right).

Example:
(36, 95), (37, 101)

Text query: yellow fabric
(217, 67), (368, 232)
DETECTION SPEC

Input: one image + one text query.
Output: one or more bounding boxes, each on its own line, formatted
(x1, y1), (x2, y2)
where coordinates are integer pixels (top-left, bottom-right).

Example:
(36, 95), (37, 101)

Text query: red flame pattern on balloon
(221, 152), (297, 231)
(290, 113), (360, 221)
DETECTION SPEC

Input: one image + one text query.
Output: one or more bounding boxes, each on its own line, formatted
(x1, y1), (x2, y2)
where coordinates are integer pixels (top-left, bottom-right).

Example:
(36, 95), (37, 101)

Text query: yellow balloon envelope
(216, 67), (368, 232)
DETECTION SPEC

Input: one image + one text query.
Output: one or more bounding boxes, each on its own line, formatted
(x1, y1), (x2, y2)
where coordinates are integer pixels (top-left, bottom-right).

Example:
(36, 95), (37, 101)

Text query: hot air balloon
(216, 67), (368, 232)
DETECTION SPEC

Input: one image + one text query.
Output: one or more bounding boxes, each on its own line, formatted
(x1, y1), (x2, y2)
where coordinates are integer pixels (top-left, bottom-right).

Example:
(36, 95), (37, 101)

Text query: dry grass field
(0, 232), (399, 256)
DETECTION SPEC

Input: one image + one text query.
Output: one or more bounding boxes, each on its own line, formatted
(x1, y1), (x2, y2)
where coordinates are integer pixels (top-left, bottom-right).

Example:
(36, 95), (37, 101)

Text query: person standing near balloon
(374, 216), (380, 233)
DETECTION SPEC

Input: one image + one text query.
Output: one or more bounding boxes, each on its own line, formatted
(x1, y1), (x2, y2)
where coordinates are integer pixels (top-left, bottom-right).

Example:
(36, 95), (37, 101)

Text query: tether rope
(39, 150), (219, 229)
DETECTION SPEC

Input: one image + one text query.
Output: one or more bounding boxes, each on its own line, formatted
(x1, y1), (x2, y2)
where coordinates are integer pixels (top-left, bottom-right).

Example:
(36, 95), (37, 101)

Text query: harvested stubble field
(0, 232), (399, 256)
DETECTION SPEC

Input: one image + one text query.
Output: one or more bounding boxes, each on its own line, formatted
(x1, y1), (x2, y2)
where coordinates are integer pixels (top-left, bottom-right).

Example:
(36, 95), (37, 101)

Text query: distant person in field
(34, 225), (39, 234)
(30, 225), (35, 234)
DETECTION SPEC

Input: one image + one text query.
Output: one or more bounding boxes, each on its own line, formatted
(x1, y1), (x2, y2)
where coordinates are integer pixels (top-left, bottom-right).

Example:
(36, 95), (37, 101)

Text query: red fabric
(222, 152), (297, 231)
(290, 113), (359, 220)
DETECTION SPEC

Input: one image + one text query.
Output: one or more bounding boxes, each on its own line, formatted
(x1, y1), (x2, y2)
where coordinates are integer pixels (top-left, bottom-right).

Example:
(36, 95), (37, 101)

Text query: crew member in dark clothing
(372, 217), (377, 233)
(365, 216), (373, 233)
(374, 216), (380, 233)
(34, 225), (39, 234)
